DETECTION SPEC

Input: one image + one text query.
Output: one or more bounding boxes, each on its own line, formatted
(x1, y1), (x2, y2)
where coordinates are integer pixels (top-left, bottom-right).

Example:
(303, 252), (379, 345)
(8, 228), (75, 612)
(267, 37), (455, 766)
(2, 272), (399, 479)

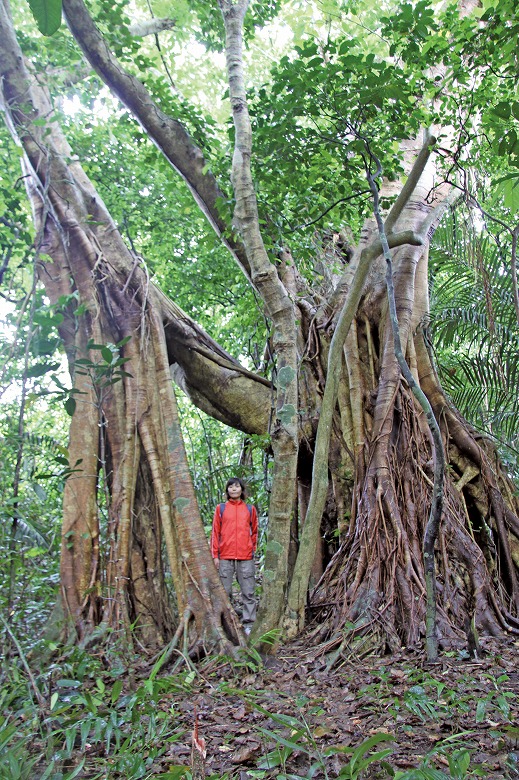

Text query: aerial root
(308, 382), (519, 661)
(148, 607), (193, 673)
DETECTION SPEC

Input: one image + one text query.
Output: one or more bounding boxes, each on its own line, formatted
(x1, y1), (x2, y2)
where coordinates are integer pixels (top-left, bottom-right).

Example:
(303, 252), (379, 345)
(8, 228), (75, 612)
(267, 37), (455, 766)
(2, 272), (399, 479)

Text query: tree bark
(219, 0), (299, 638)
(2, 0), (518, 659)
(0, 0), (247, 652)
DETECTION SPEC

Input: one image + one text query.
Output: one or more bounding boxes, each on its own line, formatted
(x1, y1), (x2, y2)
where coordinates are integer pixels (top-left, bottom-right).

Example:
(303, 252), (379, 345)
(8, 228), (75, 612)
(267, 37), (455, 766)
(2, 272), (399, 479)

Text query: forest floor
(6, 631), (519, 779)
(155, 634), (519, 779)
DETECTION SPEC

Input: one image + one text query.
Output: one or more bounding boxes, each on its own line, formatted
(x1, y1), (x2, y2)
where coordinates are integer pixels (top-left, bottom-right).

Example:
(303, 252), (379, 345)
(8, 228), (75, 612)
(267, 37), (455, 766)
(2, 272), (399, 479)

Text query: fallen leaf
(231, 744), (261, 764)
(233, 705), (247, 720)
(313, 726), (330, 737)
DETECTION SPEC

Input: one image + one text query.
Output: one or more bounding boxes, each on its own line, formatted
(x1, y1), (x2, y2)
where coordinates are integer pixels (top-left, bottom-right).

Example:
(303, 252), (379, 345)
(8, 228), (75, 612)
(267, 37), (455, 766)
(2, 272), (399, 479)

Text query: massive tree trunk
(281, 145), (519, 654)
(307, 243), (519, 655)
(1, 0), (518, 658)
(0, 0), (255, 652)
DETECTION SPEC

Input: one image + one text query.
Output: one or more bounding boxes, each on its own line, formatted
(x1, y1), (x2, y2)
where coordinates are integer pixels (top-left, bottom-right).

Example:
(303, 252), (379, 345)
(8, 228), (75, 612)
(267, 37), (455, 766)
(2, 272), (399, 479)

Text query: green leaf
(101, 346), (114, 363)
(502, 177), (519, 213)
(25, 546), (44, 557)
(111, 679), (123, 704)
(257, 726), (307, 755)
(475, 698), (486, 723)
(56, 679), (82, 688)
(26, 362), (60, 378)
(491, 101), (511, 119)
(64, 397), (76, 416)
(26, 0), (62, 35)
(32, 482), (47, 501)
(349, 732), (395, 767)
(33, 310), (64, 327)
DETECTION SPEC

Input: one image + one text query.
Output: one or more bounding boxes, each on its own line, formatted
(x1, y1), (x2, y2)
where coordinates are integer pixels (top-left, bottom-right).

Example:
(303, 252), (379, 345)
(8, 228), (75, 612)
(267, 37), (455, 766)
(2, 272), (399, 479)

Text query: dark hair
(225, 477), (246, 499)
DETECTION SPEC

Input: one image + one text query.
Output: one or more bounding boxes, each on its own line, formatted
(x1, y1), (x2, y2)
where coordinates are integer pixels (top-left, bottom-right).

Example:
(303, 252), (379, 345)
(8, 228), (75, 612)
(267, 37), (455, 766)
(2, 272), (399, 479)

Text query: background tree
(0, 0), (518, 658)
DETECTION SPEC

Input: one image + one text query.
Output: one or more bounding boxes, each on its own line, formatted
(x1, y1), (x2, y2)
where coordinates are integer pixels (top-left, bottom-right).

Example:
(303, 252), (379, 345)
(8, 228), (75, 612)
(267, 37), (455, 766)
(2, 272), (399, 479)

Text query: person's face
(227, 481), (243, 499)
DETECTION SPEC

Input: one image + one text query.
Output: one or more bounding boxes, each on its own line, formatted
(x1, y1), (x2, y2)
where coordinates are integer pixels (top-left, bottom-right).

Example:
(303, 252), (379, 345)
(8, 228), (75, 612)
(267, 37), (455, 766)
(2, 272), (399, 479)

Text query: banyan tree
(1, 0), (518, 659)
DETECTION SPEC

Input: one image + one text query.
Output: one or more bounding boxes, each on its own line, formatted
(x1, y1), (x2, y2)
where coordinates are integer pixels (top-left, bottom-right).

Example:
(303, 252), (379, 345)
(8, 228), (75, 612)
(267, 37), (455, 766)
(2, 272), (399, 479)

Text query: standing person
(211, 477), (258, 633)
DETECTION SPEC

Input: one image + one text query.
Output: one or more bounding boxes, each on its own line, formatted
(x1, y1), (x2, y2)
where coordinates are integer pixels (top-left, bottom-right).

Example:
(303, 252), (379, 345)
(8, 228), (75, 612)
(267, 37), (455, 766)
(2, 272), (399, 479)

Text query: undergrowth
(0, 637), (517, 779)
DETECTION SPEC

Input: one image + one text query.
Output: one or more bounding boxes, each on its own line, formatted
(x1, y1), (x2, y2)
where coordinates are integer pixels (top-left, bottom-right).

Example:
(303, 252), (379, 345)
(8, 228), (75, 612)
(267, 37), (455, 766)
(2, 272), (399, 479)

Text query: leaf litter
(160, 635), (519, 779)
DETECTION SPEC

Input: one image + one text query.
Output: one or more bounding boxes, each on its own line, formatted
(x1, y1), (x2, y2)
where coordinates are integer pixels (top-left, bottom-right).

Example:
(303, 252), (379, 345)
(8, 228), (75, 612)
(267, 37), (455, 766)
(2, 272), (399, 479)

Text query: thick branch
(61, 0), (252, 278)
(157, 292), (271, 433)
(168, 341), (271, 434)
(128, 18), (176, 37)
(384, 130), (436, 234)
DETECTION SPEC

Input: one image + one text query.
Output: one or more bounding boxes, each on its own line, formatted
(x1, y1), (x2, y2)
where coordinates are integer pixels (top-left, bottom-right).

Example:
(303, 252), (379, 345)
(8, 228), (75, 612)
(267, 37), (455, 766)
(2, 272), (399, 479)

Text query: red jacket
(211, 499), (258, 561)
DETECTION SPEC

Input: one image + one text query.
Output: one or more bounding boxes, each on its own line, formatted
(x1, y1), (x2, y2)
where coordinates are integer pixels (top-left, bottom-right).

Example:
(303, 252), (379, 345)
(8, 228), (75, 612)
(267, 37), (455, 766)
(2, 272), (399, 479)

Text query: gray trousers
(219, 558), (257, 625)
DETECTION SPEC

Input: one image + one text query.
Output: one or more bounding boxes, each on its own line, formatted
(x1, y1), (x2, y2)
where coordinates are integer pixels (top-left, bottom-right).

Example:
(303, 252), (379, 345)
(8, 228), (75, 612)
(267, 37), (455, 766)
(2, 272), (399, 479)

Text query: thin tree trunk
(219, 0), (299, 637)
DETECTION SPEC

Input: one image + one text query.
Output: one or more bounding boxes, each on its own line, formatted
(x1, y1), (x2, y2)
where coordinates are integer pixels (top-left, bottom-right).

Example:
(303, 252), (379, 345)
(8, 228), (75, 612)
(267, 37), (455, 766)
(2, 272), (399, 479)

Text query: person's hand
(213, 557), (220, 570)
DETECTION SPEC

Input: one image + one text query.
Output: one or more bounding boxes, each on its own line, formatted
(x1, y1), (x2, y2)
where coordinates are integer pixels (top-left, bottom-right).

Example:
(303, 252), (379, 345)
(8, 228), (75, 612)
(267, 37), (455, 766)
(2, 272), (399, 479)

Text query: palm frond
(430, 208), (519, 470)
(2, 515), (50, 548)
